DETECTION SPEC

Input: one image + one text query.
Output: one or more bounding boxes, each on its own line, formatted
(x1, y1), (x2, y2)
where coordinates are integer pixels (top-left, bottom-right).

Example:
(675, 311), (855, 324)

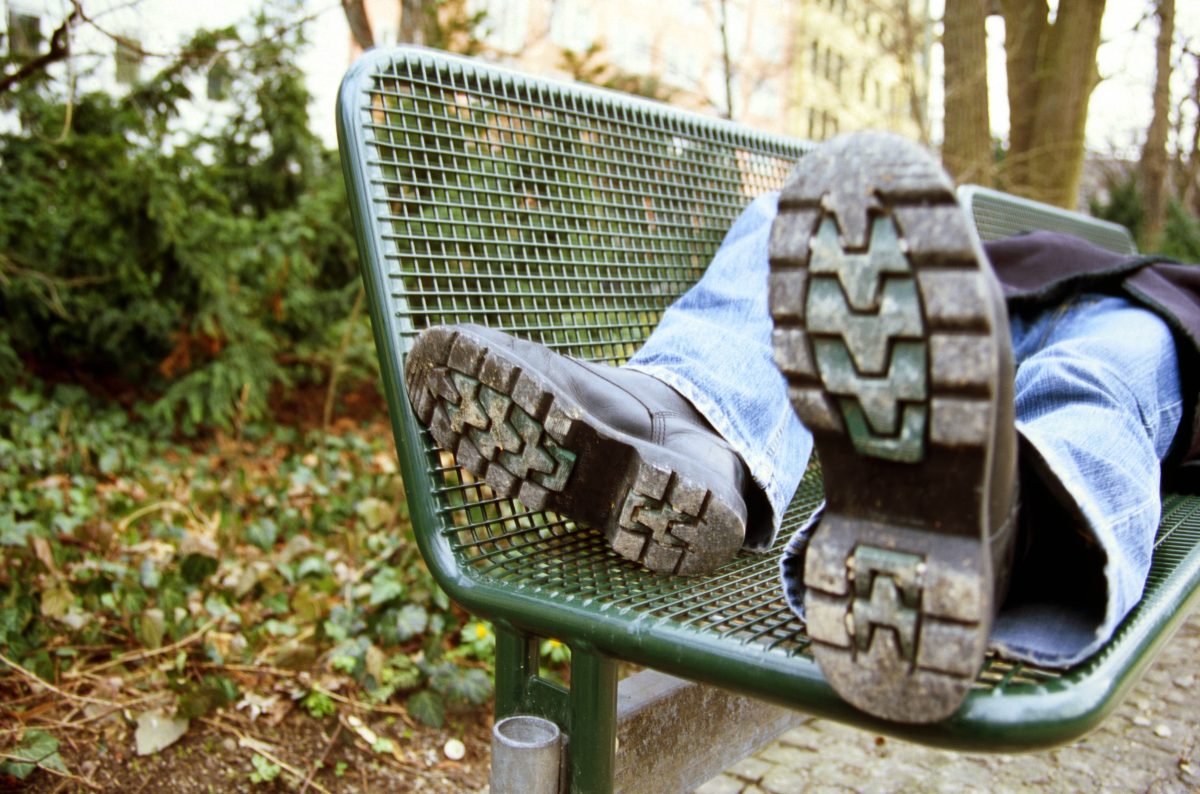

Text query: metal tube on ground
(491, 715), (562, 794)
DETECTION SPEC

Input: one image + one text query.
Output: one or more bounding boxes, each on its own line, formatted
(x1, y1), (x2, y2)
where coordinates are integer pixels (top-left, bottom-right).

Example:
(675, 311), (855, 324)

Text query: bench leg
(493, 624), (618, 793)
(568, 645), (618, 792)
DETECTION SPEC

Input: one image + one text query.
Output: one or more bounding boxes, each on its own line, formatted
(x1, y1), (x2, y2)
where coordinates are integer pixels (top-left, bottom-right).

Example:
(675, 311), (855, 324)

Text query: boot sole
(768, 133), (1001, 722)
(405, 326), (746, 575)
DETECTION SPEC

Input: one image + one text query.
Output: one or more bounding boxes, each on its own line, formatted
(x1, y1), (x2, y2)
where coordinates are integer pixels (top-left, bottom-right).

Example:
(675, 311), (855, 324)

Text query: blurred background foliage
(0, 9), (367, 434)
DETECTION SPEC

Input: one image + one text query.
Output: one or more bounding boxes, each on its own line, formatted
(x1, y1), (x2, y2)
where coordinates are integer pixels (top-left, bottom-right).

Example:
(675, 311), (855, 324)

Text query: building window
(114, 34), (143, 85)
(5, 5), (41, 58)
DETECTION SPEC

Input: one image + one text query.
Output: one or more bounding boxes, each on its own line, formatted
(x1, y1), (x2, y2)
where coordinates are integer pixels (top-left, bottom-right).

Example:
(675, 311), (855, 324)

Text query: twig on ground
(195, 662), (302, 678)
(313, 684), (416, 726)
(0, 652), (122, 708)
(68, 618), (218, 678)
(299, 723), (343, 793)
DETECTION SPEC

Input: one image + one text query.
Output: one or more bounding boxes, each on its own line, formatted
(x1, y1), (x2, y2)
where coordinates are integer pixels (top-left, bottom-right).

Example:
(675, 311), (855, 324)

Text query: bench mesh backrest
(360, 54), (807, 360)
(963, 185), (1138, 253)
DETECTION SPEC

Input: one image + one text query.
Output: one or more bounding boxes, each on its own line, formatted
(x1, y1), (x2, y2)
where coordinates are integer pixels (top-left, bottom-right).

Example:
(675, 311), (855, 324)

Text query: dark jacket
(983, 232), (1200, 489)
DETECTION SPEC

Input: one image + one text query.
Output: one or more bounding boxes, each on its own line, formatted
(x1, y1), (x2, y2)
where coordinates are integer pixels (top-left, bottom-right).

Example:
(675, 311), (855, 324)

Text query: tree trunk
(400, 0), (430, 46)
(1001, 0), (1105, 208)
(1180, 53), (1200, 215)
(1140, 0), (1175, 250)
(942, 0), (992, 184)
(999, 0), (1047, 195)
(342, 0), (375, 51)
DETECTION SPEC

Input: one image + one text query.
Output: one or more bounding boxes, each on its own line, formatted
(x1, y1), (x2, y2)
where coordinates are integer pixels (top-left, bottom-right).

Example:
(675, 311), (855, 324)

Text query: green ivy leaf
(440, 666), (492, 707)
(368, 568), (404, 607)
(249, 753), (282, 783)
(39, 578), (74, 620)
(301, 690), (336, 719)
(174, 675), (238, 720)
(1, 730), (66, 780)
(98, 446), (122, 474)
(8, 390), (40, 414)
(296, 554), (331, 579)
(245, 518), (278, 551)
(180, 553), (218, 584)
(406, 689), (445, 729)
(394, 604), (428, 642)
(137, 608), (166, 650)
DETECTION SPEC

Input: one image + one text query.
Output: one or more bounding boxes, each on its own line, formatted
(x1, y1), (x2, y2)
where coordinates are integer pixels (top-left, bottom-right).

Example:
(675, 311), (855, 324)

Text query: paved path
(698, 611), (1200, 793)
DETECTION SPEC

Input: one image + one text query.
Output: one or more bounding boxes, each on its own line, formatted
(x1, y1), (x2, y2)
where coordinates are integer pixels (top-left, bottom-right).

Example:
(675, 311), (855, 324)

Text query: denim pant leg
(626, 193), (813, 550)
(991, 294), (1183, 666)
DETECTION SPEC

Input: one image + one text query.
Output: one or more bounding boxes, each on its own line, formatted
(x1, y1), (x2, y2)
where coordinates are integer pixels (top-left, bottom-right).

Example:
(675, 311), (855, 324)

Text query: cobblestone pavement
(698, 611), (1200, 793)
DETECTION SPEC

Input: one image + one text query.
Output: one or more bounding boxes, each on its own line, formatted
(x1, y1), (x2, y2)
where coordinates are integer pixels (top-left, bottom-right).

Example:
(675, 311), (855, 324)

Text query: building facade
(357, 0), (931, 142)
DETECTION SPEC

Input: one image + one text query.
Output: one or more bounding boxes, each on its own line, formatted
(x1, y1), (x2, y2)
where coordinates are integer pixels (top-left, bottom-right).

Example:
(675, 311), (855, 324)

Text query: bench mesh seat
(339, 47), (1200, 785)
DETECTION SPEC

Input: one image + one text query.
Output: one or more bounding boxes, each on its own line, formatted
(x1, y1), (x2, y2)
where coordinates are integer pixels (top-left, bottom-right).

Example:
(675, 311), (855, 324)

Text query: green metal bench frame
(338, 46), (1200, 791)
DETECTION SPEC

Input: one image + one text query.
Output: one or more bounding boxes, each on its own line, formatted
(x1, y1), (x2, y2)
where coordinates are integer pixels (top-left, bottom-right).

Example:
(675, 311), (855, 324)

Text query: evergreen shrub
(0, 12), (366, 432)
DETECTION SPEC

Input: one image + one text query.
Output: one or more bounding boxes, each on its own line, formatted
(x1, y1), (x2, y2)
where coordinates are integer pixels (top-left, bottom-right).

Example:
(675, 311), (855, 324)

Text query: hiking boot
(404, 324), (749, 575)
(768, 132), (1020, 723)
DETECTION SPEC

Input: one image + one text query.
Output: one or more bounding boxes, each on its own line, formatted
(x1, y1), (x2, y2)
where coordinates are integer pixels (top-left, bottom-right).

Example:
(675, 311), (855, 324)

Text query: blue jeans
(627, 194), (1183, 667)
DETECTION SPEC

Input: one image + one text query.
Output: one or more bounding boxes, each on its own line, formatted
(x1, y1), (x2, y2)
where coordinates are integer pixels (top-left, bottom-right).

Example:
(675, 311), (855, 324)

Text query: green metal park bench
(338, 46), (1200, 793)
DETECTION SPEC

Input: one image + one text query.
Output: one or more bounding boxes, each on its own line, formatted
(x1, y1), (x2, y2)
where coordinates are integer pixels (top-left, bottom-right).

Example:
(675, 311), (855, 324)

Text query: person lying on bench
(402, 132), (1200, 724)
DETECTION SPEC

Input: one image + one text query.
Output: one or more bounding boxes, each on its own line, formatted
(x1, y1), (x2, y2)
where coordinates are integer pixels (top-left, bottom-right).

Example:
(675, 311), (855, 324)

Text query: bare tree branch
(0, 6), (82, 95)
(717, 0), (734, 120)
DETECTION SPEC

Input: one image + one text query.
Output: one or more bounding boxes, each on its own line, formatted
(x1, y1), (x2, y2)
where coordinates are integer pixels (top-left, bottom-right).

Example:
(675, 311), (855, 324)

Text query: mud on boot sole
(768, 132), (1004, 722)
(404, 326), (745, 575)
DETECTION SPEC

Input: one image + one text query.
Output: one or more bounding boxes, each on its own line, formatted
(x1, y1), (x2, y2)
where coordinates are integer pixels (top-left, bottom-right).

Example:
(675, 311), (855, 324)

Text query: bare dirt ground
(8, 612), (1200, 793)
(11, 703), (491, 793)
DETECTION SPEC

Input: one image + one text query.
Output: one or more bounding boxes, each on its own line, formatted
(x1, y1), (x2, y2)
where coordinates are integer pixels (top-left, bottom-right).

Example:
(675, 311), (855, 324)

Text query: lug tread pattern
(768, 132), (1003, 723)
(797, 212), (930, 463)
(803, 523), (989, 722)
(408, 333), (577, 502)
(405, 327), (747, 576)
(610, 463), (734, 576)
(770, 154), (998, 463)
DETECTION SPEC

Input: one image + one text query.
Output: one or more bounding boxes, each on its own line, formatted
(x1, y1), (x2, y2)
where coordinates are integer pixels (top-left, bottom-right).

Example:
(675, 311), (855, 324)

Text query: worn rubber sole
(769, 132), (1003, 723)
(404, 326), (745, 575)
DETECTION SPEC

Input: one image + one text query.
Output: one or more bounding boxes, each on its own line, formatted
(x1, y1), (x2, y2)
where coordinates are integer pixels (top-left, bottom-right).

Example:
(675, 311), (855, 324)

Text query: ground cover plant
(0, 382), (541, 790)
(0, 5), (569, 789)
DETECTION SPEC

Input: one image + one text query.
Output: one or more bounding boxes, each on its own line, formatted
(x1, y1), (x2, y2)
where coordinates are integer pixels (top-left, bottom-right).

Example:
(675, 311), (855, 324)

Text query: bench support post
(493, 624), (619, 793)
